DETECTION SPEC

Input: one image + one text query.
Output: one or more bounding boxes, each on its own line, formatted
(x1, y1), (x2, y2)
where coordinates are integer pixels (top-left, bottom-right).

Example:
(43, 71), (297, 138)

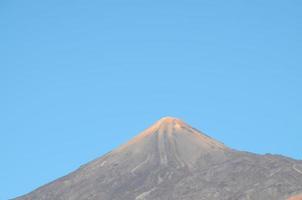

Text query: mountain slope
(14, 117), (302, 200)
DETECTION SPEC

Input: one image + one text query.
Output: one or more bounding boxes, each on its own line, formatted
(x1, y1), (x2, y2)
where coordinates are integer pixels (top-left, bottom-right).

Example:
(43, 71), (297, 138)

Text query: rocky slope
(14, 117), (302, 200)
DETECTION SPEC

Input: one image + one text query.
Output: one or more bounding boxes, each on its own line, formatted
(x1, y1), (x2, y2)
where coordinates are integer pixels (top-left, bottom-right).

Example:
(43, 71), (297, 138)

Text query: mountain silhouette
(14, 117), (302, 200)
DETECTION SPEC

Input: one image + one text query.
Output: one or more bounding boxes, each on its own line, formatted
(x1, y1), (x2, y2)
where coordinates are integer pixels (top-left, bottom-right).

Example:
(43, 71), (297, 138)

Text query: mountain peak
(153, 116), (187, 132)
(125, 117), (193, 142)
(116, 117), (228, 162)
(158, 116), (183, 124)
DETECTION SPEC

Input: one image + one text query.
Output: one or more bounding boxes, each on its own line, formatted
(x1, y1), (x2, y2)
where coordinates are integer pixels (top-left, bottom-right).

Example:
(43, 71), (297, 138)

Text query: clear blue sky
(1, 0), (302, 199)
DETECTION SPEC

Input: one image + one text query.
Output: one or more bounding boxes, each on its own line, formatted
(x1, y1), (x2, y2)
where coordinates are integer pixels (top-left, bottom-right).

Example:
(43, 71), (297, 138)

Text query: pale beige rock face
(14, 117), (302, 200)
(115, 117), (227, 168)
(288, 194), (302, 200)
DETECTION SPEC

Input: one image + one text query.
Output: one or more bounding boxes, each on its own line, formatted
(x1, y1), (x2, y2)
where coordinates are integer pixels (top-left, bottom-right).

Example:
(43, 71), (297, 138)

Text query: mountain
(14, 117), (302, 200)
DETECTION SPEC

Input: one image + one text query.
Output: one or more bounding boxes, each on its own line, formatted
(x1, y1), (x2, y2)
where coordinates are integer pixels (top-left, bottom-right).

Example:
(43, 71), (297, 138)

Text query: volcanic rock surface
(14, 117), (302, 200)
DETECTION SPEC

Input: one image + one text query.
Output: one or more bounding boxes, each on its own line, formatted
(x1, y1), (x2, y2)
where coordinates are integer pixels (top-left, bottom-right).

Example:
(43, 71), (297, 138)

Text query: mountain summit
(116, 117), (227, 168)
(15, 117), (302, 200)
(124, 116), (226, 150)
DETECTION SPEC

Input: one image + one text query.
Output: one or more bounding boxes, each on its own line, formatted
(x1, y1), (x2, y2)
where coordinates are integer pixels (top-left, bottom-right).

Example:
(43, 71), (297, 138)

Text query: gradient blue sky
(1, 0), (302, 199)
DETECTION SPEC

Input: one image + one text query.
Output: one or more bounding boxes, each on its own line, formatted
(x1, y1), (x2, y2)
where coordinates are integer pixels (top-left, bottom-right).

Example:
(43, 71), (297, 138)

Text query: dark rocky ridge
(14, 117), (302, 200)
